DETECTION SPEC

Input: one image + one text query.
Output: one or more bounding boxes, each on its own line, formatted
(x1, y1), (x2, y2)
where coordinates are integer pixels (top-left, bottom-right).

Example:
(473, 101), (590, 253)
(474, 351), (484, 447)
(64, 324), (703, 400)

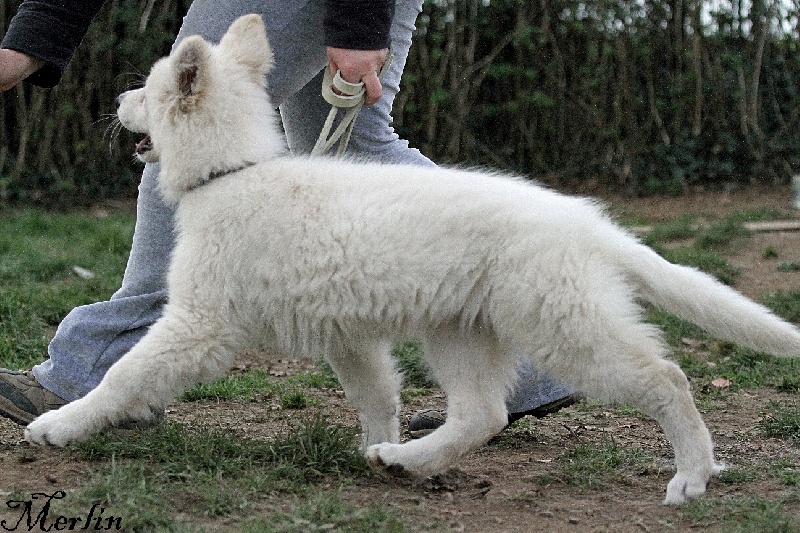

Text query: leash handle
(312, 49), (394, 158)
(322, 69), (365, 108)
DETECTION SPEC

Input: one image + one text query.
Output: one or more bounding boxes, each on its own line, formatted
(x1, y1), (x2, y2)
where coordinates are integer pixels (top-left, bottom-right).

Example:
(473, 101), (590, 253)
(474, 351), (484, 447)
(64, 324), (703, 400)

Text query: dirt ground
(1, 184), (799, 532)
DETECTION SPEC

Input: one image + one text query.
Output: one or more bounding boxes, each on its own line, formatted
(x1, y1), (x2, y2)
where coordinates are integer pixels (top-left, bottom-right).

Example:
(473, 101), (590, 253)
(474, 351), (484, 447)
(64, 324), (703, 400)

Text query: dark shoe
(0, 368), (165, 429)
(507, 394), (580, 425)
(407, 409), (446, 439)
(407, 395), (580, 439)
(0, 369), (67, 425)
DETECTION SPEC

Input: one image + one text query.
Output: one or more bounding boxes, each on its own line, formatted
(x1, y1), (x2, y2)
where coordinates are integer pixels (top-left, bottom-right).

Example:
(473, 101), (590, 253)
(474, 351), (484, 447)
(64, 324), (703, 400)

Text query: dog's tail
(616, 238), (800, 358)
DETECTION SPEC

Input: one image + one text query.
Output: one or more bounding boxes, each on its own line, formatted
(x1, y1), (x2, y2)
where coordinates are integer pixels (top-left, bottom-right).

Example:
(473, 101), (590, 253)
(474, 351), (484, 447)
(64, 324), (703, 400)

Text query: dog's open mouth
(135, 136), (153, 156)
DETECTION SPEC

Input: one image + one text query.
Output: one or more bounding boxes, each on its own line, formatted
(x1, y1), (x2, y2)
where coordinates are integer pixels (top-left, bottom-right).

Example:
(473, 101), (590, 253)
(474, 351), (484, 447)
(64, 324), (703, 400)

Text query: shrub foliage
(2, 0), (800, 204)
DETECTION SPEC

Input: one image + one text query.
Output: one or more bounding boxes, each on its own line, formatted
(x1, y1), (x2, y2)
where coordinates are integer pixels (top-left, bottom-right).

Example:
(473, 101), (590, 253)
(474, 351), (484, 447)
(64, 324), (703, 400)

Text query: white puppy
(26, 15), (800, 505)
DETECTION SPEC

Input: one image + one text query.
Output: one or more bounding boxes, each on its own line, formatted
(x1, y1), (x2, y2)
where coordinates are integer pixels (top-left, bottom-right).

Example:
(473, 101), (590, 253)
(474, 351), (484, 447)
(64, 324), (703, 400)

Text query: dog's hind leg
(366, 328), (517, 476)
(25, 308), (237, 446)
(550, 327), (721, 505)
(325, 339), (403, 449)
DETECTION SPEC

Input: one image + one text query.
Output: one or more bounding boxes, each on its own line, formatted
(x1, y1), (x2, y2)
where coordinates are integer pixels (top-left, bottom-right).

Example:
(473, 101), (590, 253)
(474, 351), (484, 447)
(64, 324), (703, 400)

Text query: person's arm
(1, 0), (107, 89)
(323, 0), (395, 106)
(0, 49), (44, 90)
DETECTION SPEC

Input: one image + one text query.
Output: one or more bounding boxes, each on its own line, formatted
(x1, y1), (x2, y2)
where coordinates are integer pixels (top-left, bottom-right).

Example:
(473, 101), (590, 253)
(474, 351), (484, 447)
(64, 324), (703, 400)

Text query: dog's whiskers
(95, 114), (127, 156)
(117, 68), (147, 92)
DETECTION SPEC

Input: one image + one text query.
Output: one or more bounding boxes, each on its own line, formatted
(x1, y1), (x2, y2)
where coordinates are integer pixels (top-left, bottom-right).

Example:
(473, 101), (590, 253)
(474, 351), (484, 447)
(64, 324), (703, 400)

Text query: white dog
(26, 15), (800, 505)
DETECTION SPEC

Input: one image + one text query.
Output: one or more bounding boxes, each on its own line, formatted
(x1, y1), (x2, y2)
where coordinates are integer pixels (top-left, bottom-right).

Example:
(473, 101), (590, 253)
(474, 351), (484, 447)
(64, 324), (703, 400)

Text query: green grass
(681, 496), (799, 533)
(4, 206), (799, 531)
(181, 367), (339, 409)
(57, 416), (376, 530)
(182, 345), (431, 403)
(724, 206), (793, 225)
(561, 438), (654, 490)
(62, 461), (182, 532)
(180, 367), (328, 409)
(760, 402), (800, 440)
(242, 492), (405, 533)
(266, 415), (370, 480)
(764, 291), (800, 323)
(716, 460), (800, 488)
(778, 262), (800, 272)
(0, 209), (135, 369)
(648, 299), (800, 391)
(642, 212), (753, 249)
(641, 214), (698, 244)
(71, 415), (368, 481)
(182, 369), (284, 402)
(287, 364), (340, 389)
(694, 218), (750, 251)
(393, 340), (435, 389)
(639, 207), (797, 287)
(642, 213), (762, 285)
(659, 246), (740, 285)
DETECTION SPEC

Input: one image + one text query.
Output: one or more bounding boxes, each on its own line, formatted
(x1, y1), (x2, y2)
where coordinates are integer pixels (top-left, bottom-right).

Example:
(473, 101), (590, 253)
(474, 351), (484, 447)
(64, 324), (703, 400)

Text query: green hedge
(2, 0), (799, 205)
(1, 0), (188, 205)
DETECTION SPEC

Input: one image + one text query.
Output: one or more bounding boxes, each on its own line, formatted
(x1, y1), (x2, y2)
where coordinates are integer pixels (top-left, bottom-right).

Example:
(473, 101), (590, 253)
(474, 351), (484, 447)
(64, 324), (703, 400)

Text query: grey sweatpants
(34, 0), (573, 412)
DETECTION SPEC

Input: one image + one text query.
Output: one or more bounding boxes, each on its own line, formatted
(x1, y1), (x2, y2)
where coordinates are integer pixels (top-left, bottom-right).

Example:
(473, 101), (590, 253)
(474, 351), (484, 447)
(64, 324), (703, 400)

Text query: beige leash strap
(312, 49), (394, 158)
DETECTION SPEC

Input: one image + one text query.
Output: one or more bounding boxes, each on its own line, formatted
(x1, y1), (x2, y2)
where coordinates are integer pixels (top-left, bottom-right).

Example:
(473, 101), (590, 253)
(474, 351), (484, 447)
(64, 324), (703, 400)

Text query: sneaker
(506, 394), (579, 425)
(0, 368), (165, 429)
(407, 394), (580, 439)
(0, 369), (67, 425)
(407, 408), (446, 439)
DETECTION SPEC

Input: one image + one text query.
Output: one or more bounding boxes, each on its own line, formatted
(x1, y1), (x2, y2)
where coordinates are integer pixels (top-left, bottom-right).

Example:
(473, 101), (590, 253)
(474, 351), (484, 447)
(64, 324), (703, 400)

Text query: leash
(311, 49), (394, 158)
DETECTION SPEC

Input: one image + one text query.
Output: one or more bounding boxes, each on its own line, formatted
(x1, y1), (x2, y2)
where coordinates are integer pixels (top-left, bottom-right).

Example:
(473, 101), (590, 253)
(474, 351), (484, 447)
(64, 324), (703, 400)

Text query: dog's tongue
(135, 136), (152, 154)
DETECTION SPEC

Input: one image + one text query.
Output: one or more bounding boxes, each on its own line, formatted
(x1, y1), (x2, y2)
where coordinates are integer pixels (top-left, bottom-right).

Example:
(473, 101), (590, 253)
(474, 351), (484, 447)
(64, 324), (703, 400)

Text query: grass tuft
(181, 369), (282, 402)
(643, 214), (760, 285)
(763, 291), (800, 323)
(561, 438), (653, 490)
(656, 246), (740, 285)
(54, 461), (184, 532)
(267, 415), (370, 480)
(760, 402), (800, 440)
(393, 340), (435, 389)
(682, 496), (799, 532)
(243, 491), (404, 533)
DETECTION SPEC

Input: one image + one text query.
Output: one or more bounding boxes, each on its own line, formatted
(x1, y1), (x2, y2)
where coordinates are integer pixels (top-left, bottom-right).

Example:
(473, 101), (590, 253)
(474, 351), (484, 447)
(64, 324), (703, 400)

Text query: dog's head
(117, 15), (284, 201)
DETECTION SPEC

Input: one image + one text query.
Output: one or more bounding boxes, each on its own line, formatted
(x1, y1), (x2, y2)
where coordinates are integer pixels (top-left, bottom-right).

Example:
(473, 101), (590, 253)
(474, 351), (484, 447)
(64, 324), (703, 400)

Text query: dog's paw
(663, 472), (709, 505)
(25, 405), (96, 447)
(25, 411), (76, 447)
(365, 443), (410, 477)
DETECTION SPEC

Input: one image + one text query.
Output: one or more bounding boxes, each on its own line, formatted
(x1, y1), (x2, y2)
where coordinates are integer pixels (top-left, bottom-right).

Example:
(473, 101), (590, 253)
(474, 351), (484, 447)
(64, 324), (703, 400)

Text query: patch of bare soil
(1, 185), (799, 532)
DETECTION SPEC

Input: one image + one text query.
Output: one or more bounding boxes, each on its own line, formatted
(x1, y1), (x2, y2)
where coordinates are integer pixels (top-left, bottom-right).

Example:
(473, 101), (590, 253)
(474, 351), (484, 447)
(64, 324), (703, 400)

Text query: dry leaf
(711, 378), (732, 389)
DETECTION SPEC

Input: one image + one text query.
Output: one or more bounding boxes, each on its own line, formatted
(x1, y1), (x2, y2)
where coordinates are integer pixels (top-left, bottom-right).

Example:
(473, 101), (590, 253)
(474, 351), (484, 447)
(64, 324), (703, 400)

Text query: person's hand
(0, 49), (44, 91)
(326, 47), (388, 106)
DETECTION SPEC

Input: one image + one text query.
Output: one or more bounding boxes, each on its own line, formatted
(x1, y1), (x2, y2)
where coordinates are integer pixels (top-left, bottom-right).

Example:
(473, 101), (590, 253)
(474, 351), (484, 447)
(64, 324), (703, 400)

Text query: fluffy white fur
(26, 15), (800, 505)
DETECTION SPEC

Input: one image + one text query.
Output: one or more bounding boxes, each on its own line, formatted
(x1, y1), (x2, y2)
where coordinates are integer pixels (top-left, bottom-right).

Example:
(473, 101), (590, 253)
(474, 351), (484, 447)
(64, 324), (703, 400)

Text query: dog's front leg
(325, 340), (403, 450)
(366, 332), (515, 476)
(25, 311), (235, 446)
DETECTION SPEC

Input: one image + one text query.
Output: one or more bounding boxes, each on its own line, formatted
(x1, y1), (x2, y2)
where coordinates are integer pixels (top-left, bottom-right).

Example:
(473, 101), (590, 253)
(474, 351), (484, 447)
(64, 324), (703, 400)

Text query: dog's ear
(172, 35), (210, 103)
(219, 14), (275, 78)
